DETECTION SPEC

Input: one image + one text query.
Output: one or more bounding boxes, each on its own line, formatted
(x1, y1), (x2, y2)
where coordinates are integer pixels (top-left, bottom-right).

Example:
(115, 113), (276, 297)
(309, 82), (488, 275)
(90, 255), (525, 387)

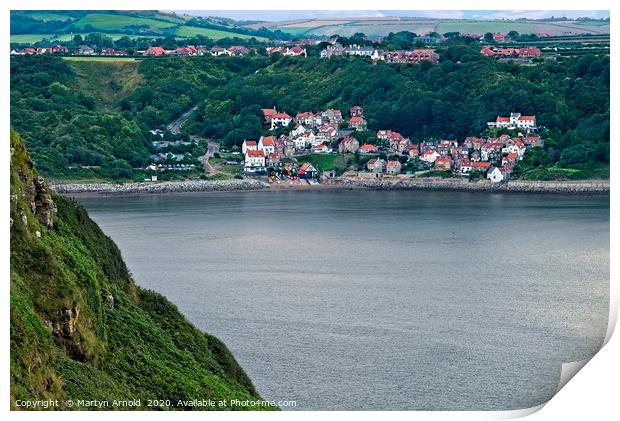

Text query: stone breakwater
(332, 177), (610, 194)
(51, 179), (270, 195)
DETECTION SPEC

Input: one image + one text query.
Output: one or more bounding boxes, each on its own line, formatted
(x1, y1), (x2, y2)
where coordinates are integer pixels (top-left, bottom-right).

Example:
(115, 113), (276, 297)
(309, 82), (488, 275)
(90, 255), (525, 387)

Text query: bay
(77, 190), (609, 410)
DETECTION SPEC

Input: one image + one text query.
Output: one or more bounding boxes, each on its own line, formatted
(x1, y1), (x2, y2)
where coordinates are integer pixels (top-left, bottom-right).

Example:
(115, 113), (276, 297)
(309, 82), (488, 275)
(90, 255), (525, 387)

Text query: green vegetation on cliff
(10, 130), (272, 410)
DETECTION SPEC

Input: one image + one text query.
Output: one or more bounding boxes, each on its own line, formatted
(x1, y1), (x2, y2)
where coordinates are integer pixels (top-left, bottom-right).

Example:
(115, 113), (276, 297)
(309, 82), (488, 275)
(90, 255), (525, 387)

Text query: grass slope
(68, 59), (143, 109)
(10, 130), (274, 410)
(174, 25), (266, 40)
(72, 13), (178, 31)
(295, 153), (359, 175)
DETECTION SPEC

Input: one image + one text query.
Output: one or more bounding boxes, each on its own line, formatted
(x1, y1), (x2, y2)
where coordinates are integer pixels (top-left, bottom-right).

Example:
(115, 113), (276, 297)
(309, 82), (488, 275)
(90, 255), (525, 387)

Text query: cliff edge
(10, 130), (271, 410)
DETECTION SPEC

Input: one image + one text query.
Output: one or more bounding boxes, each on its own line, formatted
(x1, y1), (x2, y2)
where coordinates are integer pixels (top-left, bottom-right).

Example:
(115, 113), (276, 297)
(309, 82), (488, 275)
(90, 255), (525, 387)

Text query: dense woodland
(10, 46), (610, 180)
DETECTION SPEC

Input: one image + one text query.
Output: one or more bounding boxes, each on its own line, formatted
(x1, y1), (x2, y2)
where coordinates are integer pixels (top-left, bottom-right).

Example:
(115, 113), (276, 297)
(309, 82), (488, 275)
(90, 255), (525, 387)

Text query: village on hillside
(235, 106), (543, 186)
(10, 31), (555, 66)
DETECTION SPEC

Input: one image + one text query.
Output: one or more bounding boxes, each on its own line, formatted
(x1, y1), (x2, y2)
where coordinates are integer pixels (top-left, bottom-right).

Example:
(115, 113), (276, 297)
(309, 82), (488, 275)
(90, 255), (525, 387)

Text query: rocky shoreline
(331, 177), (610, 194)
(51, 177), (610, 196)
(51, 179), (271, 195)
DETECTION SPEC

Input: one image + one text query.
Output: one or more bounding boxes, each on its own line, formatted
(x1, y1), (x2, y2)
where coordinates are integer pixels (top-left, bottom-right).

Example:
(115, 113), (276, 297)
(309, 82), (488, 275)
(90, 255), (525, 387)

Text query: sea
(77, 189), (610, 410)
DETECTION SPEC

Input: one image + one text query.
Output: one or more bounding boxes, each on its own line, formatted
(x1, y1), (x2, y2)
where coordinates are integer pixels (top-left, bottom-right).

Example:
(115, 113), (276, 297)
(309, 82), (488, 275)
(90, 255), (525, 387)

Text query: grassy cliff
(9, 130), (273, 410)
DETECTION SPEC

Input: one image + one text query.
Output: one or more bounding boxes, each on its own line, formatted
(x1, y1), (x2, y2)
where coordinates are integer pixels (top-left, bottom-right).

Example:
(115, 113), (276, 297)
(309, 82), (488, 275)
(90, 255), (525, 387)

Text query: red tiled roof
(298, 162), (315, 173)
(145, 46), (167, 56)
(360, 144), (377, 151)
(262, 108), (276, 116)
(272, 113), (291, 119)
(261, 136), (275, 145)
(246, 150), (264, 158)
(518, 115), (535, 121)
(350, 116), (363, 123)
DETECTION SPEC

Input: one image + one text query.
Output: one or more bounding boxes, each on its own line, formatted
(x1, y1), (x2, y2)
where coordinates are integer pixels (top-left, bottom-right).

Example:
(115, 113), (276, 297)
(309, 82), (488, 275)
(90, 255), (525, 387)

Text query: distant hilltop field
(10, 10), (273, 44)
(10, 11), (610, 44)
(246, 16), (610, 38)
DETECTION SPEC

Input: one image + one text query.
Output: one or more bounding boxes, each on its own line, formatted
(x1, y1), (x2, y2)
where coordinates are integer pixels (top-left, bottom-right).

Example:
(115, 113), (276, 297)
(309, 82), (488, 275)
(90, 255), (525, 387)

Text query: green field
(24, 11), (73, 22)
(11, 32), (160, 43)
(435, 20), (609, 35)
(175, 25), (266, 40)
(273, 27), (311, 36)
(72, 13), (178, 31)
(264, 17), (610, 38)
(10, 33), (74, 43)
(11, 11), (268, 44)
(295, 153), (360, 175)
(62, 56), (140, 62)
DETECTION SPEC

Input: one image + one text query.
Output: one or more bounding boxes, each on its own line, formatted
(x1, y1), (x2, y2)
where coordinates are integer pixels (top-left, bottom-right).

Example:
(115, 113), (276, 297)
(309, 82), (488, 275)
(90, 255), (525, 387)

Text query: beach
(51, 177), (610, 196)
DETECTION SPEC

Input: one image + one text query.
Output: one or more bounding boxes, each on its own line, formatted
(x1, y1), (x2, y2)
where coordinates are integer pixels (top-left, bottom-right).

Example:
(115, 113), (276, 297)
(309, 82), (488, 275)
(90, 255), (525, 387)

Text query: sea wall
(51, 179), (271, 195)
(331, 177), (610, 194)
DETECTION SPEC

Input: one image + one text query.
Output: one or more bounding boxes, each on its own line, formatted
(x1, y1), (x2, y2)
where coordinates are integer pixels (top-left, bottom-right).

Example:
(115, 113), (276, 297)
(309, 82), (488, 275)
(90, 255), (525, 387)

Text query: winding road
(190, 136), (219, 174)
(167, 105), (198, 135)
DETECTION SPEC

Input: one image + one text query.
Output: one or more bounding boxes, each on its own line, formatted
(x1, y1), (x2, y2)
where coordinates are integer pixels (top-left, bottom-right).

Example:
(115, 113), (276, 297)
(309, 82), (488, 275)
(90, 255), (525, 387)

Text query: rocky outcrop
(33, 175), (57, 227)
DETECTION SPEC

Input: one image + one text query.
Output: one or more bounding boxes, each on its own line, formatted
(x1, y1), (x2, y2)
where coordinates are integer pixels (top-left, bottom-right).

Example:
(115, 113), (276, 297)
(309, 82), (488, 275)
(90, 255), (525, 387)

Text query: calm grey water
(77, 190), (609, 411)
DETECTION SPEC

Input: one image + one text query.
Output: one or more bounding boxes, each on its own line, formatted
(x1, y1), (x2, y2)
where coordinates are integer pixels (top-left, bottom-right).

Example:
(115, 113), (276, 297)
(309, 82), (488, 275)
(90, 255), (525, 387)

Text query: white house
(487, 166), (504, 183)
(312, 144), (330, 153)
(270, 112), (293, 130)
(502, 144), (525, 158)
(242, 140), (258, 154)
(244, 150), (266, 173)
(293, 136), (309, 150)
(258, 136), (276, 155)
(290, 124), (307, 137)
(488, 113), (537, 131)
(420, 150), (440, 163)
(344, 45), (374, 56)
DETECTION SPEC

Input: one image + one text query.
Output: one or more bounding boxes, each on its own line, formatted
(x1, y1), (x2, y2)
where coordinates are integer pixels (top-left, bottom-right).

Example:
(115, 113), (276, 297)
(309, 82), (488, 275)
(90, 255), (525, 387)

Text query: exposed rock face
(60, 307), (80, 338)
(105, 294), (115, 310)
(33, 175), (57, 228)
(52, 306), (85, 361)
